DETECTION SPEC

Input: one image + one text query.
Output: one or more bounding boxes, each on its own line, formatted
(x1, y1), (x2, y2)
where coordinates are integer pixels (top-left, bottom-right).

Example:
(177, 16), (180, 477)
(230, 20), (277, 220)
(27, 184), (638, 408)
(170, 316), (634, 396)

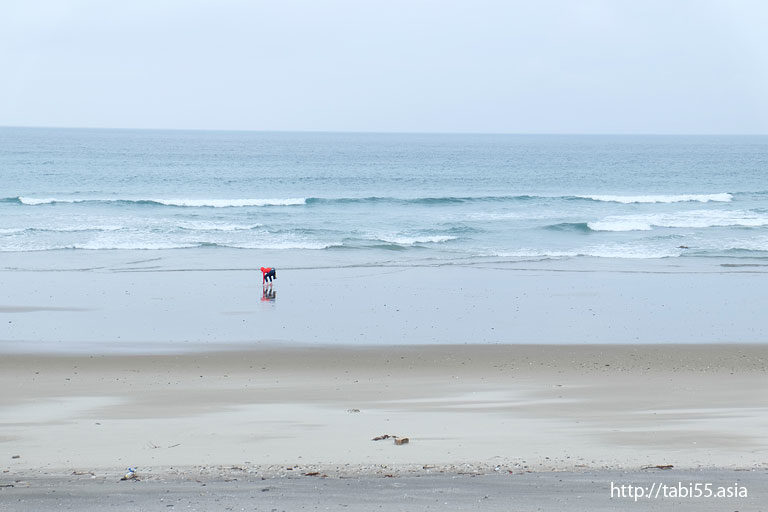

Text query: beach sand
(2, 344), (767, 476)
(2, 469), (764, 512)
(2, 255), (768, 509)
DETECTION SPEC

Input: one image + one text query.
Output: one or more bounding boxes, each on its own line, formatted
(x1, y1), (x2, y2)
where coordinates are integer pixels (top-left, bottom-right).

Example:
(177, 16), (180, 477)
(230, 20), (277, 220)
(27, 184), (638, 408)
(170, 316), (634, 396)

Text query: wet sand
(2, 344), (767, 476)
(2, 250), (768, 352)
(2, 469), (764, 512)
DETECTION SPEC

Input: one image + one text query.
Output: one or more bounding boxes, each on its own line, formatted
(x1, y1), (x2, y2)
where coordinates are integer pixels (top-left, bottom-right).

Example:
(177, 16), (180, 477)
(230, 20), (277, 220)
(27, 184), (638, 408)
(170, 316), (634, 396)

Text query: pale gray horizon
(2, 0), (768, 134)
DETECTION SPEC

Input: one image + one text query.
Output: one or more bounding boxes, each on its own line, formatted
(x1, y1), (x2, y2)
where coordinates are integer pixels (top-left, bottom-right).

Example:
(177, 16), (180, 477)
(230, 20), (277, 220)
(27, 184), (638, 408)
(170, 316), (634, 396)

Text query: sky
(1, 0), (768, 134)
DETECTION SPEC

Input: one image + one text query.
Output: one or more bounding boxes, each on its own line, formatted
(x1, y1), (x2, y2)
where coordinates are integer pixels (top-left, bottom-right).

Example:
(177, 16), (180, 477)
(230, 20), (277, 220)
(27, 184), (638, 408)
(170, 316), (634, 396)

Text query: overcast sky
(2, 0), (768, 133)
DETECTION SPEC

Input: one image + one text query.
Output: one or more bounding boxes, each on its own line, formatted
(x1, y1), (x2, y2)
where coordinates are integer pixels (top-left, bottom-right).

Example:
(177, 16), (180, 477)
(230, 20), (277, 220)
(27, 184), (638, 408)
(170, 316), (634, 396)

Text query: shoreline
(3, 252), (768, 352)
(3, 344), (767, 476)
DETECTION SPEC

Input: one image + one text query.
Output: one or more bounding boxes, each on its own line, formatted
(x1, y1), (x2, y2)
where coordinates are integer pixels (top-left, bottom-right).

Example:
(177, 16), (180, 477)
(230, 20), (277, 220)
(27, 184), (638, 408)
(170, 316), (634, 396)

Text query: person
(260, 266), (276, 284)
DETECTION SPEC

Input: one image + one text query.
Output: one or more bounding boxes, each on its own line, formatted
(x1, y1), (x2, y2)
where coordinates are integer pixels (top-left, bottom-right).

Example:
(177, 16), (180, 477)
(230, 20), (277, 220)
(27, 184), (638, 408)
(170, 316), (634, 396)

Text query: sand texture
(2, 344), (767, 476)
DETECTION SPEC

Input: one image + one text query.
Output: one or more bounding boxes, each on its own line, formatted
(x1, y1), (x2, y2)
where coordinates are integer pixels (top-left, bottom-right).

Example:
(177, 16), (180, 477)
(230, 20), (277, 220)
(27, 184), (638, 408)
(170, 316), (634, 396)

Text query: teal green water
(2, 128), (767, 263)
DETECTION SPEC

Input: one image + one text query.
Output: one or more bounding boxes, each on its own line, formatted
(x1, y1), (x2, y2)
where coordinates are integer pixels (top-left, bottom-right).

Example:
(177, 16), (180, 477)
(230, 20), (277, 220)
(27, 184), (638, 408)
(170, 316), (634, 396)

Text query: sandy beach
(4, 1), (768, 507)
(2, 256), (767, 509)
(3, 469), (764, 511)
(2, 344), (767, 473)
(2, 344), (766, 510)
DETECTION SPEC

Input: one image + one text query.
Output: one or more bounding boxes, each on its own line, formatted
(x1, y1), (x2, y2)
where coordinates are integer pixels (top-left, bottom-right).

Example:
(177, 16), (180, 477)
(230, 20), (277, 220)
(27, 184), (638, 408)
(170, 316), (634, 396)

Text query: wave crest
(576, 193), (733, 204)
(11, 197), (307, 207)
(379, 235), (457, 245)
(5, 192), (735, 208)
(587, 210), (768, 232)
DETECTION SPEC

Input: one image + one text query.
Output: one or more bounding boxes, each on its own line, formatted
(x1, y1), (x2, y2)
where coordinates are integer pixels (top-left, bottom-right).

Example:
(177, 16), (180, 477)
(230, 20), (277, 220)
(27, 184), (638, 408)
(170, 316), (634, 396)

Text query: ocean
(2, 127), (767, 265)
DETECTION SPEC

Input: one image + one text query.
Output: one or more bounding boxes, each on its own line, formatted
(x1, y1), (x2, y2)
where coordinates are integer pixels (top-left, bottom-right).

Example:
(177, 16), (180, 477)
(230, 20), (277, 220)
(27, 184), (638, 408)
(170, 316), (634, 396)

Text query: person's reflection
(261, 283), (276, 302)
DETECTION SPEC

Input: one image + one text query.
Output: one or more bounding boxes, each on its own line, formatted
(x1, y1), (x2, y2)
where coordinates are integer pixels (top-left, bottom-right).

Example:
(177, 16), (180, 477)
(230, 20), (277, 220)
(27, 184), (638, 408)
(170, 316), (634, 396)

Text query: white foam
(150, 198), (306, 207)
(0, 225), (124, 235)
(381, 235), (458, 245)
(17, 197), (307, 207)
(489, 249), (580, 259)
(587, 219), (653, 232)
(51, 225), (124, 232)
(73, 241), (197, 250)
(579, 245), (682, 259)
(580, 193), (733, 204)
(588, 210), (768, 232)
(18, 197), (80, 205)
(223, 241), (340, 250)
(491, 246), (680, 259)
(0, 241), (339, 251)
(720, 238), (768, 252)
(468, 211), (548, 221)
(176, 221), (263, 232)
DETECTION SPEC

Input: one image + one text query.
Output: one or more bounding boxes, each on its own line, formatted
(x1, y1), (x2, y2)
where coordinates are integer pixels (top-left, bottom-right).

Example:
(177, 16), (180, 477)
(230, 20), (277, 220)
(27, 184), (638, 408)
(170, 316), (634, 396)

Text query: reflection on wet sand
(261, 283), (276, 302)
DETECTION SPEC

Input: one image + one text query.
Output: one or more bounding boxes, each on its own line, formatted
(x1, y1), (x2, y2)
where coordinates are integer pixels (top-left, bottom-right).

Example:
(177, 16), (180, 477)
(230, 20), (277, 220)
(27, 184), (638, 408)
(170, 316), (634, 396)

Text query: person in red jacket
(260, 266), (276, 284)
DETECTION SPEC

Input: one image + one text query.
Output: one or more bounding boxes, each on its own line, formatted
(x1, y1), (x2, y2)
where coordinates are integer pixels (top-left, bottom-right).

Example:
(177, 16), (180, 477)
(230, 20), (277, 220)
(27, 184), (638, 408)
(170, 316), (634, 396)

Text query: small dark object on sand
(11, 455), (20, 459)
(120, 467), (138, 481)
(641, 464), (674, 470)
(678, 245), (689, 249)
(372, 434), (409, 444)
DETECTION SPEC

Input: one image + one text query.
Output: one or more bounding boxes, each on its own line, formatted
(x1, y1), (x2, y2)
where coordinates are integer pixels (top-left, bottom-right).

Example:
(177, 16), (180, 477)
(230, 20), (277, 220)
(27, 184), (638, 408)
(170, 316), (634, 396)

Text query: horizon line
(1, 124), (767, 137)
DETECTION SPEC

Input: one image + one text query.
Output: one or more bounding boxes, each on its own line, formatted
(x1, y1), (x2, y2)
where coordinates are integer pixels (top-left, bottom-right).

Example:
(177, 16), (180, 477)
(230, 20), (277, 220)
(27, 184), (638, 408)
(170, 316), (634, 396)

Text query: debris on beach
(346, 408), (361, 413)
(371, 434), (409, 445)
(120, 467), (138, 481)
(11, 455), (20, 459)
(641, 464), (674, 470)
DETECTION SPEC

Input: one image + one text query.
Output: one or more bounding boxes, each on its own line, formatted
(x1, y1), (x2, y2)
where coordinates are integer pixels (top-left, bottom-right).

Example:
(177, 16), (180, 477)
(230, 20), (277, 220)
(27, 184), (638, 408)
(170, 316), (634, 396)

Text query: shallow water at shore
(1, 249), (767, 353)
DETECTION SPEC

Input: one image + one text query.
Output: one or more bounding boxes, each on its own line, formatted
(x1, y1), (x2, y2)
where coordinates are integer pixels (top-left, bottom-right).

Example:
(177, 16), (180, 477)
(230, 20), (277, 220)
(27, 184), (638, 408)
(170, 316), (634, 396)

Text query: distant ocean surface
(2, 127), (768, 264)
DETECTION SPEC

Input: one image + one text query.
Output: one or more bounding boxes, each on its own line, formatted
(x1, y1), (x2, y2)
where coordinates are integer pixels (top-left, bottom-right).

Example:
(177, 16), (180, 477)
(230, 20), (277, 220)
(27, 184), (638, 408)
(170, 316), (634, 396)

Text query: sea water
(2, 127), (767, 265)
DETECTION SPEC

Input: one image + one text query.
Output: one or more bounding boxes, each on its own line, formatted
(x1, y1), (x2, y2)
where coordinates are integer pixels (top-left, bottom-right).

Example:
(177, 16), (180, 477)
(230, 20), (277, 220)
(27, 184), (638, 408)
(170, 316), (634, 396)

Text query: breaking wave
(3, 192), (737, 208)
(587, 210), (768, 232)
(574, 193), (733, 204)
(9, 197), (307, 207)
